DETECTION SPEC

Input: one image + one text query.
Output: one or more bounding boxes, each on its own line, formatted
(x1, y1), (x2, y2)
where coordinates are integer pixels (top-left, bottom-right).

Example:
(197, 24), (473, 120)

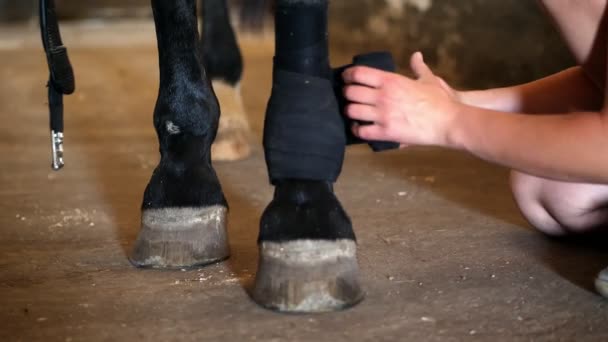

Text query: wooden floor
(1, 22), (608, 341)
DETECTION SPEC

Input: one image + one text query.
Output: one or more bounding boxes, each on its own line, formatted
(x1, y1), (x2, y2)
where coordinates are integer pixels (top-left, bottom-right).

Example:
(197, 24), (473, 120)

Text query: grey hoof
(595, 267), (608, 299)
(129, 205), (229, 269)
(251, 239), (364, 313)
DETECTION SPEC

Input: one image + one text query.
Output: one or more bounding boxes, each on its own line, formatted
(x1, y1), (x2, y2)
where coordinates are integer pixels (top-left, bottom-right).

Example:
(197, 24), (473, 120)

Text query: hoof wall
(595, 267), (608, 299)
(130, 205), (229, 269)
(251, 239), (363, 313)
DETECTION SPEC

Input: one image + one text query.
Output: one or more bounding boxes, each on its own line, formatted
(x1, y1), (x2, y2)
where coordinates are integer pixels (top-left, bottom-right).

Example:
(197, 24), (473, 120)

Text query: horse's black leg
(129, 0), (229, 268)
(252, 0), (363, 312)
(200, 0), (251, 161)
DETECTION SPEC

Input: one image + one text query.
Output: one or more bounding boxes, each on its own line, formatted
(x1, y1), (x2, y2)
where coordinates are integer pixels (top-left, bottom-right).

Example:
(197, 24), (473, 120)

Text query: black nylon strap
(48, 85), (64, 132)
(40, 0), (74, 96)
(334, 51), (400, 152)
(40, 0), (74, 170)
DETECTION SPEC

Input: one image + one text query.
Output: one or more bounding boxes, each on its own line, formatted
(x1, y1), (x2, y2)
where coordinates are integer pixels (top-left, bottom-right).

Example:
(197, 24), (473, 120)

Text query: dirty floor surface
(1, 22), (608, 341)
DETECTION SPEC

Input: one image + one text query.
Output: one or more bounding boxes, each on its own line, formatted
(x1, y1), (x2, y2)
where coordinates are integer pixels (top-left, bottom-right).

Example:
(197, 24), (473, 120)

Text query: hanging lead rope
(39, 0), (75, 170)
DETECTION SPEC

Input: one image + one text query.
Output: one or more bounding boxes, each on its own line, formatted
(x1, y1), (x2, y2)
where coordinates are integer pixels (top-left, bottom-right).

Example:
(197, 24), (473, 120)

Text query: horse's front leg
(129, 0), (229, 268)
(200, 0), (251, 161)
(252, 0), (363, 312)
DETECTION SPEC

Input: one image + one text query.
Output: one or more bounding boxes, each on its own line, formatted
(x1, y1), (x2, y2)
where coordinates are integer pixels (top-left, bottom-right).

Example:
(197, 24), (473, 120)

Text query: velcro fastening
(264, 69), (346, 184)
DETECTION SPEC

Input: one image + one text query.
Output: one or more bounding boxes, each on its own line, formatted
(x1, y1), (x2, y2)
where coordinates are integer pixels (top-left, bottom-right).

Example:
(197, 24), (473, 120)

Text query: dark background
(0, 0), (574, 88)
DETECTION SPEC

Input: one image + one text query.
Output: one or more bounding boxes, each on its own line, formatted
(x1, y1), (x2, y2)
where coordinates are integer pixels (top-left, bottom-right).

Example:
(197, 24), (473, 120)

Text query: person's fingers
(342, 66), (385, 88)
(410, 51), (433, 80)
(343, 85), (380, 105)
(345, 103), (380, 122)
(352, 122), (385, 141)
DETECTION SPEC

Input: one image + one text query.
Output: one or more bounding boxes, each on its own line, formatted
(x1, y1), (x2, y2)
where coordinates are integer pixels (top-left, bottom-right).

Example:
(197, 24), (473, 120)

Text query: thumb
(410, 52), (433, 80)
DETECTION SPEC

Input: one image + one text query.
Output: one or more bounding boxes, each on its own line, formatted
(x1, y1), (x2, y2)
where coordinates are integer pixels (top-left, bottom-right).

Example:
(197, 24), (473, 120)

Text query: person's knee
(509, 171), (570, 236)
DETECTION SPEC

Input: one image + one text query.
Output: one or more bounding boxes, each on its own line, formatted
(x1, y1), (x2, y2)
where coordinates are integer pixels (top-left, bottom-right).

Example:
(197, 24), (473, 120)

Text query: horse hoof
(211, 80), (251, 161)
(129, 205), (229, 269)
(251, 239), (364, 313)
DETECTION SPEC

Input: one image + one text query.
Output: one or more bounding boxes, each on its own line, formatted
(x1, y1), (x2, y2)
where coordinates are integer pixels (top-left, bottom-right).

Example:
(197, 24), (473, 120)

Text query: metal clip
(51, 130), (64, 170)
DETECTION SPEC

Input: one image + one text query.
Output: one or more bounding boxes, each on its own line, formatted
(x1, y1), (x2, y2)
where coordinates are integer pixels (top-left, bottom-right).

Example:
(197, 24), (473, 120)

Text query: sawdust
(47, 208), (96, 229)
(173, 270), (252, 286)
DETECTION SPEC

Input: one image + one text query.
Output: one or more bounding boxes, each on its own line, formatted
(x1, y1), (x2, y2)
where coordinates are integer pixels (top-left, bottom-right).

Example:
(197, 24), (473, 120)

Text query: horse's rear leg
(252, 0), (363, 312)
(129, 0), (229, 268)
(201, 0), (251, 161)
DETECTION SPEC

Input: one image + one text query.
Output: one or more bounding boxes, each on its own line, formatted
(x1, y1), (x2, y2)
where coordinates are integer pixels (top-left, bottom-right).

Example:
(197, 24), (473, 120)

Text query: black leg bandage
(264, 1), (399, 184)
(264, 69), (346, 183)
(264, 0), (345, 184)
(264, 51), (400, 183)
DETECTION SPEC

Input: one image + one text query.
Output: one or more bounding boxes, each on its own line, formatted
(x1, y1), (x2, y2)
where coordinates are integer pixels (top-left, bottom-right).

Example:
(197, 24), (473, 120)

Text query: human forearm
(458, 67), (602, 114)
(342, 54), (608, 183)
(451, 105), (608, 183)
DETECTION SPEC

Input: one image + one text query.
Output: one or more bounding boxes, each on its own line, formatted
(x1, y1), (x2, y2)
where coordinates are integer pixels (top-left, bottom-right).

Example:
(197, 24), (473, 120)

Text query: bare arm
(453, 0), (608, 181)
(451, 106), (608, 183)
(458, 67), (603, 114)
(342, 0), (608, 183)
(342, 50), (608, 183)
(458, 0), (607, 114)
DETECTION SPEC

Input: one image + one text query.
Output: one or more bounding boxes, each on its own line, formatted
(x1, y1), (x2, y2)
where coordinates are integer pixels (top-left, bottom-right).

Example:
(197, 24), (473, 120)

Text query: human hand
(342, 52), (461, 148)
